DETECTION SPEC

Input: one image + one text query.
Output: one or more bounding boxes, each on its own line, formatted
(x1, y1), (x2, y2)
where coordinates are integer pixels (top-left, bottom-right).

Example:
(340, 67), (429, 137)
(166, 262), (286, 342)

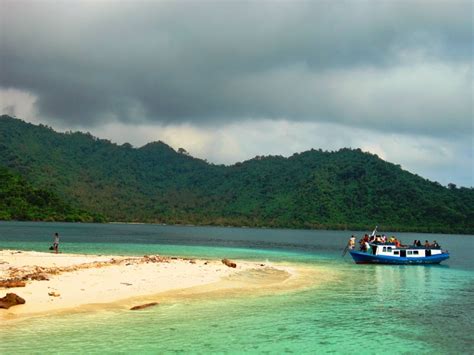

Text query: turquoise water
(1, 222), (473, 354)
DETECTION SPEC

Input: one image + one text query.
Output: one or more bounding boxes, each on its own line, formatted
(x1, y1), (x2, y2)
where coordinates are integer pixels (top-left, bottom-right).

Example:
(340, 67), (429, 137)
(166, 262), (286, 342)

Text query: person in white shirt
(349, 236), (356, 249)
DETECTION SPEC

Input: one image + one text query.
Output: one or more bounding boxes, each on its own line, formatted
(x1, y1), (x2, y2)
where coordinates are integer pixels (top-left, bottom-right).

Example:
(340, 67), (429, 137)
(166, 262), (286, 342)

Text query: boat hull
(349, 250), (449, 265)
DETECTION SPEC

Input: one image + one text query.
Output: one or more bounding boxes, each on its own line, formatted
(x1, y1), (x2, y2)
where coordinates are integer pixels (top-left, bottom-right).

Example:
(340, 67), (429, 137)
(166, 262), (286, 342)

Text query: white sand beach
(0, 250), (333, 321)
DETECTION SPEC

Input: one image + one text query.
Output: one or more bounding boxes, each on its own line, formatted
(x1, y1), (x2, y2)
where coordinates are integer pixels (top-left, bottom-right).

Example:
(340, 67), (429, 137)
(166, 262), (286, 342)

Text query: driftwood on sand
(221, 259), (237, 268)
(0, 280), (26, 288)
(130, 302), (159, 310)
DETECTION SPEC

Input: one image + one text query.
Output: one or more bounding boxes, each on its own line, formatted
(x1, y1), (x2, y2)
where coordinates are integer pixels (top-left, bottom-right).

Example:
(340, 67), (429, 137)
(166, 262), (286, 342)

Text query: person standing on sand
(53, 232), (60, 254)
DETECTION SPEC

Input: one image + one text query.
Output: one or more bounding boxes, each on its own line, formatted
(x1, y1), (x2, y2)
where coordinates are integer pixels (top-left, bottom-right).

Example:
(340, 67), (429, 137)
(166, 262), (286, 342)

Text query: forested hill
(0, 167), (104, 222)
(1, 115), (473, 233)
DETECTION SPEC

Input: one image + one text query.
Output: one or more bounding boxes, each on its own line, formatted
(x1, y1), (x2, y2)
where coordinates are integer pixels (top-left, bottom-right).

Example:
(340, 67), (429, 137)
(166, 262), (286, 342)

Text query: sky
(0, 0), (473, 187)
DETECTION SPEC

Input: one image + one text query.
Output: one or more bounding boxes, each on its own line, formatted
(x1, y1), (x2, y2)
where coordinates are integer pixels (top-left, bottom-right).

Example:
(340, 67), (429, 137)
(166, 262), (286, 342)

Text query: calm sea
(1, 222), (473, 354)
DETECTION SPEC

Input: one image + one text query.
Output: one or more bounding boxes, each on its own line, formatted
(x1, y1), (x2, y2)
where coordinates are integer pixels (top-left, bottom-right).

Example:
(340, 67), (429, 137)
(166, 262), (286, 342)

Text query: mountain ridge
(1, 115), (473, 233)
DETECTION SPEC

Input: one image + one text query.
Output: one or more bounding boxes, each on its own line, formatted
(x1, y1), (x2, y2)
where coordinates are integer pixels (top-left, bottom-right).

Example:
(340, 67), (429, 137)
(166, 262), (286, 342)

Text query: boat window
(383, 247), (387, 252)
(394, 251), (399, 255)
(413, 250), (419, 255)
(387, 247), (392, 252)
(407, 251), (412, 255)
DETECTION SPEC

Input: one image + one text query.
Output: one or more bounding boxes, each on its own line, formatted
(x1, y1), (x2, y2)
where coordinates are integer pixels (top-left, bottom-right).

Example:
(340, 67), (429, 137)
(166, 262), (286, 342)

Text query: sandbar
(0, 250), (334, 322)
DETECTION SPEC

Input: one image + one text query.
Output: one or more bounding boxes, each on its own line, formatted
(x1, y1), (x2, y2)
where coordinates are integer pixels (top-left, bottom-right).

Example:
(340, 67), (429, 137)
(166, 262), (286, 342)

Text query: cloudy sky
(1, 0), (472, 187)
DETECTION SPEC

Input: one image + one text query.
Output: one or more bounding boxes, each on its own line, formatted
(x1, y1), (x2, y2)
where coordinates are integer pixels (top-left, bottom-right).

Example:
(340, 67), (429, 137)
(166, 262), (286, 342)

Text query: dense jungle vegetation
(1, 115), (473, 233)
(0, 166), (104, 222)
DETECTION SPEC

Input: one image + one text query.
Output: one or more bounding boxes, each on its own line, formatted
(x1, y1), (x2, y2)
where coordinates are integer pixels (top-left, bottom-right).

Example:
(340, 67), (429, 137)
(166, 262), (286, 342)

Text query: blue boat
(349, 243), (449, 265)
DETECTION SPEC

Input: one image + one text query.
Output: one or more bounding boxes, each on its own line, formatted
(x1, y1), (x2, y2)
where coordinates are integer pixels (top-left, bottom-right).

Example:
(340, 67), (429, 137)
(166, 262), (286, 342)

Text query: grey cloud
(0, 0), (472, 136)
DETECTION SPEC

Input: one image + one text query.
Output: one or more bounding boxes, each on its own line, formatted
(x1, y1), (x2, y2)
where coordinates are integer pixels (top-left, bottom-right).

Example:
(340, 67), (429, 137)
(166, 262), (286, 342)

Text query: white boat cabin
(370, 244), (443, 258)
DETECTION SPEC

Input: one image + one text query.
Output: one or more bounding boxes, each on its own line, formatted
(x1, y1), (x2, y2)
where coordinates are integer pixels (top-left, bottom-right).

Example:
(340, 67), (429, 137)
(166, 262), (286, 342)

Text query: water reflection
(374, 265), (432, 301)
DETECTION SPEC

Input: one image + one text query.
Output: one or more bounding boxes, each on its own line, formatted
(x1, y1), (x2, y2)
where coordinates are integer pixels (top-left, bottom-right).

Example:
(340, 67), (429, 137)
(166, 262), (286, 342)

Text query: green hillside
(0, 166), (104, 222)
(1, 115), (473, 233)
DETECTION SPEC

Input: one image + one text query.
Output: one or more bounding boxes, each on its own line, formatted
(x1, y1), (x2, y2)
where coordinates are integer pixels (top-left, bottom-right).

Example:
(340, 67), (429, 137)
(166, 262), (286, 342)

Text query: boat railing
(367, 242), (442, 250)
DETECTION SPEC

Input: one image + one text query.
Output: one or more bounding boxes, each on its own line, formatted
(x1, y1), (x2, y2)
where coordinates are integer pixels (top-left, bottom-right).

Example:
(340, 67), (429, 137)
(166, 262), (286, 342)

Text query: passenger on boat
(394, 239), (401, 248)
(365, 241), (371, 252)
(381, 235), (387, 243)
(375, 235), (382, 244)
(432, 240), (440, 248)
(349, 236), (356, 249)
(424, 240), (430, 248)
(359, 235), (370, 251)
(416, 240), (422, 247)
(388, 236), (396, 243)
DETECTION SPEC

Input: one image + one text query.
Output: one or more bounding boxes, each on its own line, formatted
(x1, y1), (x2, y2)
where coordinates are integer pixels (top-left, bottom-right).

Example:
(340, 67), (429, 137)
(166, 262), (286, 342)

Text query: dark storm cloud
(0, 0), (472, 136)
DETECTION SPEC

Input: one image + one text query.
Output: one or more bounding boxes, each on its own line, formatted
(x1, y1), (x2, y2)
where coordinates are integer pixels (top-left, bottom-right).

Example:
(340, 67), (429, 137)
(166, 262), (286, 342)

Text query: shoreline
(2, 220), (471, 235)
(0, 250), (334, 323)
